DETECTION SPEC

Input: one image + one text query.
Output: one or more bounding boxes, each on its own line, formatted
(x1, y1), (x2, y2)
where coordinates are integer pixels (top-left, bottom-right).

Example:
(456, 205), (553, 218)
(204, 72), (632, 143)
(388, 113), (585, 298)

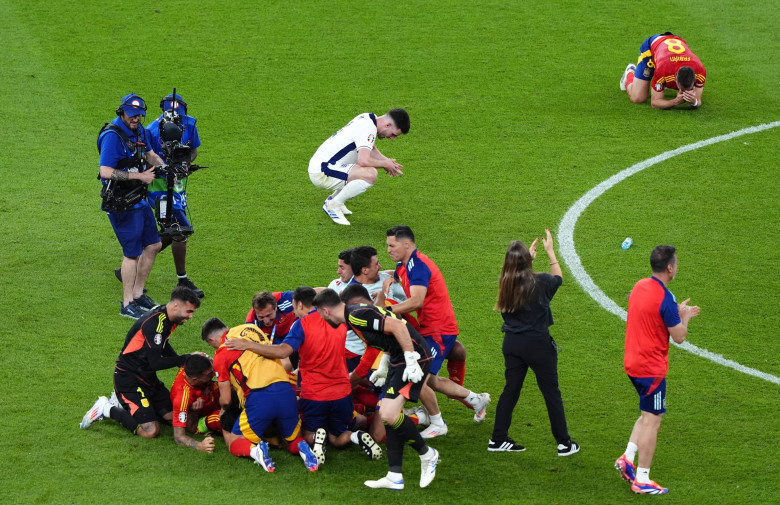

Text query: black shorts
(114, 370), (172, 424)
(383, 356), (431, 403)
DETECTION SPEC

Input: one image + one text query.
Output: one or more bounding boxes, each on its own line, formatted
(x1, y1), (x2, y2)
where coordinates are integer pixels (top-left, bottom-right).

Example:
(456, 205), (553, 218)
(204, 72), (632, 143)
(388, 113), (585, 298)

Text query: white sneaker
(80, 396), (109, 429)
(250, 441), (275, 472)
(364, 476), (404, 490)
(420, 422), (448, 439)
(470, 393), (491, 422)
(326, 195), (352, 215)
(322, 199), (350, 225)
(108, 391), (125, 411)
(404, 405), (430, 426)
(620, 63), (636, 91)
(312, 427), (327, 465)
(419, 448), (439, 488)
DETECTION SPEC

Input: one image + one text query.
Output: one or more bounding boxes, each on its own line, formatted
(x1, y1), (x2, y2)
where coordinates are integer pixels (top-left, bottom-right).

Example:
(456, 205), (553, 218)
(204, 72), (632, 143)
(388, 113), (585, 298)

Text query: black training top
(344, 304), (429, 364)
(114, 306), (188, 384)
(500, 273), (562, 336)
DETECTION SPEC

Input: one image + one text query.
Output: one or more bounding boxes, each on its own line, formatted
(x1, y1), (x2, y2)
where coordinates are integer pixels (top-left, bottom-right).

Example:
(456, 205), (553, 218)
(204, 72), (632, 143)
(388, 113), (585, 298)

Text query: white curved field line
(558, 120), (780, 385)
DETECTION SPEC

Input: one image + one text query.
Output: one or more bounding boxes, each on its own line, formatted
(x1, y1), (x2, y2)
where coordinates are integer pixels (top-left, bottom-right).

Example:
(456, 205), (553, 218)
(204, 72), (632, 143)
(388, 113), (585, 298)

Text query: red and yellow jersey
(212, 324), (292, 407)
(169, 367), (220, 428)
(650, 35), (706, 92)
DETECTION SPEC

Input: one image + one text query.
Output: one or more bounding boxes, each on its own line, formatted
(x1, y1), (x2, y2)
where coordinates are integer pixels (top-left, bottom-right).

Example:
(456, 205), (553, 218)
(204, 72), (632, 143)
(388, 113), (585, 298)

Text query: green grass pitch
(0, 1), (778, 503)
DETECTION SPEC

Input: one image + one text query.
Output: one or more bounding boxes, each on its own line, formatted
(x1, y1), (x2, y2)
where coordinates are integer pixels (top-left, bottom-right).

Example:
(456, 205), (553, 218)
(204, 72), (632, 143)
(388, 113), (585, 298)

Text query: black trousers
(490, 332), (571, 444)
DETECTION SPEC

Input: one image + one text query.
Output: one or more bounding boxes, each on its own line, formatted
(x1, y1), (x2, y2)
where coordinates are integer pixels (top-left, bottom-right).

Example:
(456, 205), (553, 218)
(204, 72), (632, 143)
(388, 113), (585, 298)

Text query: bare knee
(137, 421), (161, 438)
(449, 340), (466, 361)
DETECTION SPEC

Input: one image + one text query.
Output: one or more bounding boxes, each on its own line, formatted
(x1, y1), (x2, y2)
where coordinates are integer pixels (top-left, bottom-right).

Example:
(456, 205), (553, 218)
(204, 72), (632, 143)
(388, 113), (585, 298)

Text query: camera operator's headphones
(160, 94), (188, 115)
(115, 93), (148, 117)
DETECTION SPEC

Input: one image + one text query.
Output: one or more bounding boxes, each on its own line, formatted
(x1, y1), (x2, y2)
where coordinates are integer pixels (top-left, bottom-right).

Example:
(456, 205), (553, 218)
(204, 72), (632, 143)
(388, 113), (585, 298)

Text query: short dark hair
(171, 286), (202, 308)
(386, 225), (415, 243)
(650, 245), (677, 273)
(293, 286), (317, 307)
(388, 108), (410, 134)
(338, 248), (355, 264)
(201, 317), (228, 341)
(676, 66), (695, 89)
(252, 291), (277, 310)
(340, 283), (372, 305)
(350, 246), (378, 274)
(184, 354), (212, 377)
(313, 288), (342, 309)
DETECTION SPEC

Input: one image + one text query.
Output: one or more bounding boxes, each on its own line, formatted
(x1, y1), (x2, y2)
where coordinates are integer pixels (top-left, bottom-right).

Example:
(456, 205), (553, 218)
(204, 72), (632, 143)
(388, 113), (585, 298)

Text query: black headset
(160, 95), (188, 115)
(116, 93), (148, 117)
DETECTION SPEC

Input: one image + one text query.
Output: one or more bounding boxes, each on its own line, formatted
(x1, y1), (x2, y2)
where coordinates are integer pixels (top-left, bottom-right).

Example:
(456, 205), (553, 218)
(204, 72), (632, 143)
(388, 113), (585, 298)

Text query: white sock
(332, 179), (372, 206)
(350, 431), (360, 444)
(464, 391), (478, 405)
(625, 442), (638, 463)
(177, 273), (187, 280)
(429, 413), (444, 425)
(387, 471), (403, 482)
(102, 402), (113, 417)
(635, 467), (650, 484)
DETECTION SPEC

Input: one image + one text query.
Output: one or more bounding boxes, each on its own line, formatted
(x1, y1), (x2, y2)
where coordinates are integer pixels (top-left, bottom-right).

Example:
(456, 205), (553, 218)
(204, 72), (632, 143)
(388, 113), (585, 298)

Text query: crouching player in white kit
(308, 109), (410, 226)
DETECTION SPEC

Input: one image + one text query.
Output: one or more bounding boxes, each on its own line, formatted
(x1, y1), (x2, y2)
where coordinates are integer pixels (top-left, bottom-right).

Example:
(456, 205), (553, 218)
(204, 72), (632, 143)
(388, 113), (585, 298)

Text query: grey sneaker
(120, 301), (146, 319)
(133, 294), (158, 310)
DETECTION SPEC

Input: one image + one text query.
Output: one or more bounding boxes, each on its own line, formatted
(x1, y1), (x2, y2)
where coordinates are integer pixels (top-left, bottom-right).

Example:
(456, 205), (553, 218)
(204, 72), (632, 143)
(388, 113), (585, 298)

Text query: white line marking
(558, 120), (780, 386)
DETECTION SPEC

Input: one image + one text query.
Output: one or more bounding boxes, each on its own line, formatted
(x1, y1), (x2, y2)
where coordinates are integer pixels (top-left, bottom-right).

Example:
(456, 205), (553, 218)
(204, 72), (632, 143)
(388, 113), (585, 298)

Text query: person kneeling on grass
(201, 317), (319, 473)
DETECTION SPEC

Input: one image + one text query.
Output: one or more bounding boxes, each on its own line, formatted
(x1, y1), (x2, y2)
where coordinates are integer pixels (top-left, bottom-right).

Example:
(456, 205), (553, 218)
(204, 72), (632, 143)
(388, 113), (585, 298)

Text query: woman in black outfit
(488, 229), (579, 456)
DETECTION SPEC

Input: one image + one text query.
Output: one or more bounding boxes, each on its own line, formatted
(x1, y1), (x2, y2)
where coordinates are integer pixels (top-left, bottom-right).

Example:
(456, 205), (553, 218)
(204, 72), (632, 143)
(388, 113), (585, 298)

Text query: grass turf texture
(1, 0), (778, 503)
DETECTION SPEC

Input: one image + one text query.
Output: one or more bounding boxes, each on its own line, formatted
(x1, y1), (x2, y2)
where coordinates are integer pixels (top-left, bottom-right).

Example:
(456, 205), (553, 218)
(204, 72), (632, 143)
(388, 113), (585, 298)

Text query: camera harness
(97, 120), (150, 212)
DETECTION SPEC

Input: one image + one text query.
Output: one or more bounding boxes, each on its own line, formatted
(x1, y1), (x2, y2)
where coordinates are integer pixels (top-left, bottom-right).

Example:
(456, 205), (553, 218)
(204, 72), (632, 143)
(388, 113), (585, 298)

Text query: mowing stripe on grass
(558, 120), (780, 386)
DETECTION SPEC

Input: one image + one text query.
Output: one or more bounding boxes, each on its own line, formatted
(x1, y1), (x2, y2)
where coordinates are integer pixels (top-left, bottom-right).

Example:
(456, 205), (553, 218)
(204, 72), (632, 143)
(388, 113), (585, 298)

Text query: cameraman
(144, 93), (204, 298)
(98, 93), (166, 319)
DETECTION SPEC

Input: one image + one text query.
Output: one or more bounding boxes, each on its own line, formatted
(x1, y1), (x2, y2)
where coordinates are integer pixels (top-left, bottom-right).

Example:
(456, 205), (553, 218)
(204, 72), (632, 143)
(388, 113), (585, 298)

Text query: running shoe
(80, 396), (109, 429)
(471, 393), (491, 422)
(322, 199), (350, 226)
(620, 63), (636, 91)
(298, 440), (319, 471)
(251, 441), (275, 473)
(419, 447), (439, 488)
(631, 480), (669, 495)
(615, 454), (636, 482)
(420, 422), (448, 439)
(557, 440), (580, 456)
(364, 476), (404, 490)
(487, 438), (526, 452)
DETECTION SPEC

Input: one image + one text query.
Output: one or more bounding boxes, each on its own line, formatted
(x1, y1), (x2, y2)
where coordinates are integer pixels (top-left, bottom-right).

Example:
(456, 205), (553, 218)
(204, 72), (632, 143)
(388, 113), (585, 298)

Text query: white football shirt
(309, 113), (377, 174)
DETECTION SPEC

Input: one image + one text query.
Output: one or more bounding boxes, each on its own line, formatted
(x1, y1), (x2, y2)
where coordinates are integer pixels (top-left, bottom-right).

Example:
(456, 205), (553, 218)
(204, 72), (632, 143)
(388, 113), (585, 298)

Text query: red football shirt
(651, 35), (706, 92)
(624, 277), (682, 378)
(395, 249), (459, 338)
(283, 311), (351, 401)
(170, 367), (220, 428)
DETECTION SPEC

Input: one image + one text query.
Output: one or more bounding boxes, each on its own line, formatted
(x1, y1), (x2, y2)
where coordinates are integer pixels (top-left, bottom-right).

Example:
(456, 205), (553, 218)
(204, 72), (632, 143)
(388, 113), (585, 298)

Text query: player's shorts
(232, 381), (301, 444)
(628, 375), (667, 414)
(113, 372), (172, 424)
(309, 159), (351, 190)
(424, 334), (458, 375)
(635, 32), (675, 81)
(383, 355), (432, 403)
(299, 395), (356, 435)
(107, 205), (161, 258)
